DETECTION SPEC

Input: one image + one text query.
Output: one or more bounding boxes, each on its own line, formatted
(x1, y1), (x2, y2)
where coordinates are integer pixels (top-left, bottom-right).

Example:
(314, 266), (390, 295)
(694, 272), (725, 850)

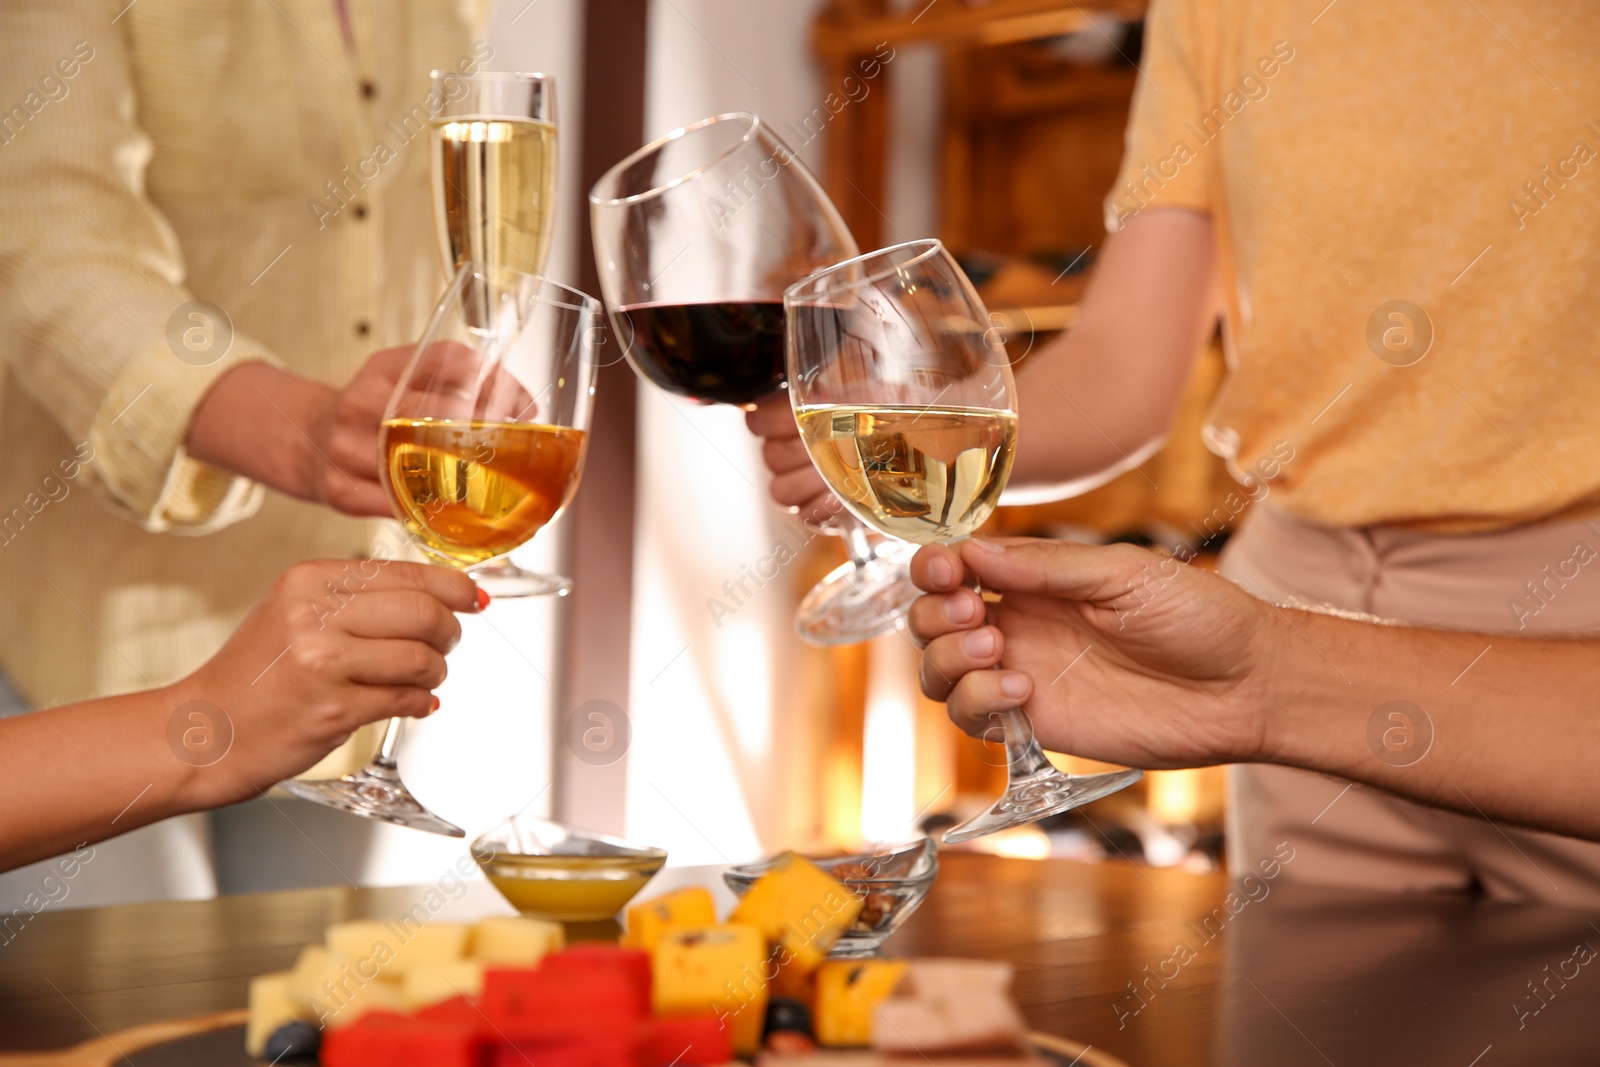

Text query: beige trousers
(1220, 501), (1600, 906)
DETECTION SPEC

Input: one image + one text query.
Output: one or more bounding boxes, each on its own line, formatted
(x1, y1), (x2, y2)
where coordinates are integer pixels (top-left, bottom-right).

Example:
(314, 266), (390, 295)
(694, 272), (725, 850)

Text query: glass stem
(998, 707), (1055, 778)
(844, 524), (876, 568)
(372, 717), (406, 772)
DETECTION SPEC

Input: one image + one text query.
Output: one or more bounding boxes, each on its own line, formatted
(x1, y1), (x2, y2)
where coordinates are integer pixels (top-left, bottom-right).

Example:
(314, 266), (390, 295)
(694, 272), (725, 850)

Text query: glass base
(279, 762), (465, 837)
(469, 559), (571, 598)
(941, 767), (1143, 844)
(794, 554), (920, 647)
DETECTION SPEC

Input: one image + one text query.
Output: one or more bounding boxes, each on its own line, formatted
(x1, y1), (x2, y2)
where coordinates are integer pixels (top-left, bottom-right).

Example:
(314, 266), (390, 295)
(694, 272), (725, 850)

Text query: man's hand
(186, 348), (414, 518)
(171, 559), (484, 807)
(909, 538), (1279, 769)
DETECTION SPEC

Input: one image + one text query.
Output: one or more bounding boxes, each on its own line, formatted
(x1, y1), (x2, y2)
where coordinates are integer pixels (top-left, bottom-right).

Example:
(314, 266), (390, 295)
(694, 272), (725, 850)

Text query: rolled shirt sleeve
(0, 0), (272, 533)
(1104, 0), (1217, 231)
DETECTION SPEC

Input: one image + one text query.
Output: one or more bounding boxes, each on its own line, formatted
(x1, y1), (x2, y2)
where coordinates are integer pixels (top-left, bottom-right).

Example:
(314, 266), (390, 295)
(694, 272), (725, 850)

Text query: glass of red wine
(590, 112), (920, 645)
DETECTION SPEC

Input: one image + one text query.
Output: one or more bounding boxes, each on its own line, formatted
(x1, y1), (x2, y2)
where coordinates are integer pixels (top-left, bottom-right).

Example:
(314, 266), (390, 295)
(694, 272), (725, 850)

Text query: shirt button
(352, 204), (368, 220)
(355, 320), (370, 337)
(360, 80), (376, 100)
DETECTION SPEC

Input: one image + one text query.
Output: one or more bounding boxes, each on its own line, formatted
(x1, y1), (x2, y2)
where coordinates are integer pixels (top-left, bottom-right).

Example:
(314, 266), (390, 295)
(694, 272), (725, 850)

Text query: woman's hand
(745, 393), (839, 524)
(909, 538), (1280, 769)
(170, 559), (483, 806)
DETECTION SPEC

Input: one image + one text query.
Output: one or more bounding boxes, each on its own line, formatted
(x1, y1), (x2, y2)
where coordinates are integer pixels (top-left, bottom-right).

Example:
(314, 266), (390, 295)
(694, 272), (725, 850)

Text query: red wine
(614, 300), (786, 406)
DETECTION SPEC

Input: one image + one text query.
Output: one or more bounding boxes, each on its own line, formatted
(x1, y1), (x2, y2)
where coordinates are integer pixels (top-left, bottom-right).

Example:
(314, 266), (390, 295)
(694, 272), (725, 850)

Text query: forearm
(1263, 611), (1600, 840)
(185, 361), (335, 503)
(1007, 209), (1218, 501)
(0, 689), (202, 869)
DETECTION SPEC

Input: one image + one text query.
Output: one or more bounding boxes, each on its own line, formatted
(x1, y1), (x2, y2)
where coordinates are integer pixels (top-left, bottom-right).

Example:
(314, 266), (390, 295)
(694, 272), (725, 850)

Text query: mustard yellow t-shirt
(1109, 0), (1600, 532)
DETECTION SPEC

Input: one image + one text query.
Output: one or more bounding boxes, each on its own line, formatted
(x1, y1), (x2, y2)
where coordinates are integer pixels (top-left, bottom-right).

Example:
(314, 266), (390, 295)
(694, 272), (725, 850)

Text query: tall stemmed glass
(428, 69), (569, 595)
(784, 239), (1142, 842)
(589, 112), (920, 645)
(279, 266), (601, 836)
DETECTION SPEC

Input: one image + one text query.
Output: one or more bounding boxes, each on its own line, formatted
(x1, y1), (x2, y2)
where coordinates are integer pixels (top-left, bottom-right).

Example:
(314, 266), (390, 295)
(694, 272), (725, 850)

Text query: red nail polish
(475, 587), (491, 611)
(430, 695), (441, 711)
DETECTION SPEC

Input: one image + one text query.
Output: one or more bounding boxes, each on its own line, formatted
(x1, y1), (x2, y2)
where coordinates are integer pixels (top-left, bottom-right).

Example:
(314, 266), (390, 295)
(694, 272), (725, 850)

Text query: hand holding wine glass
(278, 266), (601, 835)
(784, 238), (1142, 843)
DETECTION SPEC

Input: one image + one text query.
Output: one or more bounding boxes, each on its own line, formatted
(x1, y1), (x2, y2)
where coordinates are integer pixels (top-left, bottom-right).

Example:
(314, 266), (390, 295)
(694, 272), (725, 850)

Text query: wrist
(187, 362), (338, 503)
(1249, 607), (1360, 774)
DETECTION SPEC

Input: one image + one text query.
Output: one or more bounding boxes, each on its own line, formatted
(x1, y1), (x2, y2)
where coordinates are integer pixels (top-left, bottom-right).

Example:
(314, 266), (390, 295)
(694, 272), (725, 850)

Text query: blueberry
(263, 1021), (321, 1063)
(764, 997), (814, 1038)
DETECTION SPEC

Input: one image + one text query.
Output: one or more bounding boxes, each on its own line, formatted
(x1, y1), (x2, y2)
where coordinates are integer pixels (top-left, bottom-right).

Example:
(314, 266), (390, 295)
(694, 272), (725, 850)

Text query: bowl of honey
(472, 816), (667, 922)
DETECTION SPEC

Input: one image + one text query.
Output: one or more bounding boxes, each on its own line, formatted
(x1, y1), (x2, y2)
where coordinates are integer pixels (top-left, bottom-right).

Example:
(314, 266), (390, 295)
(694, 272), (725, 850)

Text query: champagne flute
(428, 69), (568, 595)
(784, 239), (1142, 843)
(589, 112), (921, 646)
(279, 266), (601, 836)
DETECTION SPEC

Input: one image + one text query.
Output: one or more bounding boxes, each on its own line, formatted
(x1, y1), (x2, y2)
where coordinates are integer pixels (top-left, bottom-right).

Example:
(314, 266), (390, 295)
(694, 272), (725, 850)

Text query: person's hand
(909, 538), (1279, 769)
(305, 346), (415, 517)
(168, 559), (484, 806)
(745, 393), (838, 524)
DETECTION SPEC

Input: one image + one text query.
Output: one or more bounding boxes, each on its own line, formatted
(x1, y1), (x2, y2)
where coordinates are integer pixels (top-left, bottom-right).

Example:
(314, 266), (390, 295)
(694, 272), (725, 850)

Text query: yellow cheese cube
(245, 972), (308, 1058)
(814, 959), (910, 1047)
(469, 916), (565, 966)
(402, 960), (487, 1010)
(324, 919), (469, 979)
(623, 887), (719, 951)
(730, 855), (863, 972)
(651, 924), (768, 1055)
(287, 945), (342, 1008)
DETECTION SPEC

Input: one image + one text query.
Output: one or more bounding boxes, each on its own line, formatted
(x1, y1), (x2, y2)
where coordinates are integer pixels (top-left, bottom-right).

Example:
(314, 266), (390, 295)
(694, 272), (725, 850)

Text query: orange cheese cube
(650, 924), (767, 1055)
(814, 959), (909, 1047)
(730, 855), (862, 972)
(623, 887), (719, 951)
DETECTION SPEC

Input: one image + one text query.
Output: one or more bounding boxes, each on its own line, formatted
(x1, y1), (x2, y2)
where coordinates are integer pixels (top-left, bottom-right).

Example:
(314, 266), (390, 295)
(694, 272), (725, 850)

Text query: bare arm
(909, 539), (1600, 842)
(748, 209), (1219, 512)
(0, 560), (481, 870)
(1005, 208), (1218, 500)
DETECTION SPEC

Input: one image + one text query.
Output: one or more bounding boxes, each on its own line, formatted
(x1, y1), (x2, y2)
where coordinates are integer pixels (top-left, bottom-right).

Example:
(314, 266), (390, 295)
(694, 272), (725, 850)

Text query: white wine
(796, 404), (1017, 544)
(430, 117), (557, 277)
(383, 418), (585, 566)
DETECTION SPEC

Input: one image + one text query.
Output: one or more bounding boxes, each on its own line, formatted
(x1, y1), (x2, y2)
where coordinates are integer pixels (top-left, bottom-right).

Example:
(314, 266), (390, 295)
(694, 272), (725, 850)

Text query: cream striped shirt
(0, 0), (485, 710)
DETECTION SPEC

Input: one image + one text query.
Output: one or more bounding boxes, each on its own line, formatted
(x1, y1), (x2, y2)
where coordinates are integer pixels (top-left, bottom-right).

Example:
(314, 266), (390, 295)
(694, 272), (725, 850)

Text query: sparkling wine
(796, 404), (1018, 544)
(430, 117), (557, 277)
(383, 419), (585, 566)
(613, 300), (785, 406)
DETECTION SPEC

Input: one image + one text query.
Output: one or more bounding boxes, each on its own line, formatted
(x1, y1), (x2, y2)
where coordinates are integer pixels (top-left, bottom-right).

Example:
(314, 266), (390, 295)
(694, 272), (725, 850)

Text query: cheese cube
(325, 919), (469, 979)
(288, 944), (344, 1008)
(872, 959), (1025, 1054)
(651, 925), (767, 1055)
(402, 961), (487, 1010)
(623, 887), (718, 951)
(730, 855), (863, 972)
(245, 971), (308, 1057)
(814, 960), (909, 1047)
(469, 916), (565, 966)
(321, 975), (407, 1030)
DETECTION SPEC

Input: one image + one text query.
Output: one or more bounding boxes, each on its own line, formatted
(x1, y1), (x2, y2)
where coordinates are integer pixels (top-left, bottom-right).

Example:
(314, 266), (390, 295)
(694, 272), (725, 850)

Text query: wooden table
(2, 853), (1597, 1064)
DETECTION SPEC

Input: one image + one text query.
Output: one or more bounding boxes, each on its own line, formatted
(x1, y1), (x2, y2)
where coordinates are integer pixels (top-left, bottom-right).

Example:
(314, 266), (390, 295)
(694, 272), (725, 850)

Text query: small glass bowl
(472, 816), (667, 922)
(723, 838), (938, 957)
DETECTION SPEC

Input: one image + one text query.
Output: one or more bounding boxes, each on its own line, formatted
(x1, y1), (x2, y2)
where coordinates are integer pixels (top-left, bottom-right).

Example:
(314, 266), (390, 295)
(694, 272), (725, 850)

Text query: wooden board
(0, 1015), (1126, 1067)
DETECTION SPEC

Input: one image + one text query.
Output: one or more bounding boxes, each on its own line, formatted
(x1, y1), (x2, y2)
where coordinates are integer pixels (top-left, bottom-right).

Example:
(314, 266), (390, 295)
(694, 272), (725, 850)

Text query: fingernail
(944, 593), (977, 625)
(967, 539), (1005, 554)
(962, 628), (996, 657)
(928, 553), (954, 588)
(1000, 673), (1030, 699)
(430, 695), (441, 712)
(475, 587), (491, 611)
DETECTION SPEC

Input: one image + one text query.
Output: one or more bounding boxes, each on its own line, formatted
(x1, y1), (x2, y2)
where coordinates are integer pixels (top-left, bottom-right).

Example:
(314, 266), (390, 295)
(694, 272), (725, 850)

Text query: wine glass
(278, 266), (601, 836)
(428, 69), (568, 594)
(784, 239), (1143, 843)
(588, 112), (920, 646)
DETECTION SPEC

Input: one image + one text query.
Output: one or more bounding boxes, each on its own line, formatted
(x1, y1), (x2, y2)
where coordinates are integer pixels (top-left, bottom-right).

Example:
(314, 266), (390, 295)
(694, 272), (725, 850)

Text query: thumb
(958, 538), (1163, 604)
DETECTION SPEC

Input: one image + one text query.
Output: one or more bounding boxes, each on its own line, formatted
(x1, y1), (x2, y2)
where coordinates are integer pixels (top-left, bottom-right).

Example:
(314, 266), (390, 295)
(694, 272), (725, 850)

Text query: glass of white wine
(784, 239), (1142, 843)
(278, 265), (601, 836)
(428, 69), (567, 595)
